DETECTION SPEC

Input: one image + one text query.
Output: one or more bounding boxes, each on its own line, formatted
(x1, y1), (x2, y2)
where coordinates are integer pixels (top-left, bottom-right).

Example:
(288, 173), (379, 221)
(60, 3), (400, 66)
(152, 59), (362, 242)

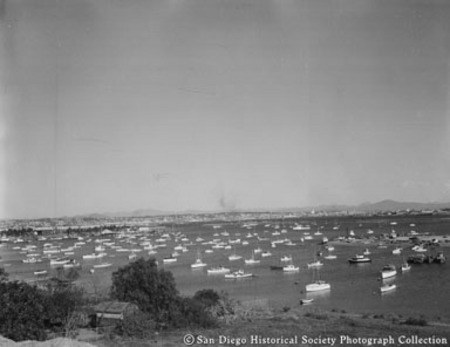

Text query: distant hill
(72, 200), (450, 219)
(355, 199), (450, 212)
(300, 199), (450, 213)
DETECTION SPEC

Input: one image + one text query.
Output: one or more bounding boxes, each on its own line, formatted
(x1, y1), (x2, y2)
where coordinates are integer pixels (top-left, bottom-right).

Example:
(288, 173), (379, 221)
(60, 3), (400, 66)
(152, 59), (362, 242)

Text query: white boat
(50, 257), (71, 265)
(380, 264), (397, 279)
(400, 262), (411, 272)
(34, 269), (48, 276)
(306, 266), (330, 292)
(363, 248), (371, 255)
(283, 264), (299, 272)
(306, 280), (331, 292)
(380, 283), (396, 293)
(43, 248), (60, 254)
(23, 257), (41, 264)
(261, 251), (272, 258)
(412, 244), (427, 253)
(392, 247), (402, 255)
(93, 262), (112, 269)
(244, 251), (260, 265)
(224, 270), (253, 279)
(63, 260), (81, 268)
(128, 252), (137, 260)
(207, 266), (231, 275)
(83, 252), (106, 259)
(280, 255), (292, 262)
(228, 253), (242, 261)
(191, 252), (207, 268)
(324, 254), (337, 260)
(307, 260), (323, 268)
(300, 298), (314, 305)
(244, 257), (260, 265)
(348, 254), (372, 264)
(163, 257), (177, 264)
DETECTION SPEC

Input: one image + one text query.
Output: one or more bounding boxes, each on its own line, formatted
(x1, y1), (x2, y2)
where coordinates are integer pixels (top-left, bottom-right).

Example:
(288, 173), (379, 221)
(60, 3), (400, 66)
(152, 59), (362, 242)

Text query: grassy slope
(92, 307), (450, 347)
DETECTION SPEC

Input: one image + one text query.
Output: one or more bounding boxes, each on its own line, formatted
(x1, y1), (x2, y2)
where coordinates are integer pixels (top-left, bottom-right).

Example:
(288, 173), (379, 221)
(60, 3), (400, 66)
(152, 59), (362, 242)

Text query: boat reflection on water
(305, 287), (331, 301)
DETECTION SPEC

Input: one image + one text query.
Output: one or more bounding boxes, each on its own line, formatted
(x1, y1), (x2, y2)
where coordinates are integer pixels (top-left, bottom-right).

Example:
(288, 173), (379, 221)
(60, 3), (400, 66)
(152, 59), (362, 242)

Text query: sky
(1, 0), (450, 219)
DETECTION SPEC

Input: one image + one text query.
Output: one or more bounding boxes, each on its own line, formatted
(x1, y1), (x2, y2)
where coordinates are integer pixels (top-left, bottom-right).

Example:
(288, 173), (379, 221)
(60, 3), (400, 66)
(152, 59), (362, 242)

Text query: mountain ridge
(72, 200), (450, 219)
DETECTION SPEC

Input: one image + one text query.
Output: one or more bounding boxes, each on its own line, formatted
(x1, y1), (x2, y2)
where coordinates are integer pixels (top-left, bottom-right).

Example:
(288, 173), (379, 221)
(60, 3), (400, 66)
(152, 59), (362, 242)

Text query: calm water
(1, 216), (450, 321)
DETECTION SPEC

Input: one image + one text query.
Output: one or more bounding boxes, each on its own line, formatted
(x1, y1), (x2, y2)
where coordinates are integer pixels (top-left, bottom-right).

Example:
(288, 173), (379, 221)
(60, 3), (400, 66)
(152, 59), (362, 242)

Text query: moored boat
(283, 263), (299, 272)
(163, 257), (177, 264)
(207, 266), (230, 275)
(34, 269), (48, 276)
(380, 283), (396, 293)
(380, 264), (397, 279)
(228, 252), (242, 261)
(191, 257), (207, 269)
(300, 298), (314, 305)
(281, 255), (292, 262)
(324, 254), (337, 260)
(400, 262), (411, 272)
(392, 247), (402, 255)
(348, 254), (371, 264)
(306, 280), (331, 292)
(244, 251), (260, 265)
(224, 269), (253, 279)
(307, 260), (323, 268)
(93, 262), (112, 269)
(50, 257), (71, 266)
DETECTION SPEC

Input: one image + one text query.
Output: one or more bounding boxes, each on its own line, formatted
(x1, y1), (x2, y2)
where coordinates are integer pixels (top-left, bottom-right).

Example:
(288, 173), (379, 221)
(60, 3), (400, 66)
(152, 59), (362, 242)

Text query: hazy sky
(2, 0), (450, 219)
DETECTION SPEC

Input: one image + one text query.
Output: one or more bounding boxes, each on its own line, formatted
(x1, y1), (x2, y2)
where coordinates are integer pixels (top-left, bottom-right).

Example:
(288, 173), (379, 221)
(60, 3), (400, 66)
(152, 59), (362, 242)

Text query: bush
(46, 284), (86, 334)
(115, 311), (156, 338)
(304, 312), (329, 320)
(403, 317), (428, 326)
(193, 289), (220, 308)
(172, 297), (218, 329)
(110, 258), (180, 327)
(207, 291), (239, 323)
(0, 281), (49, 341)
(0, 267), (8, 282)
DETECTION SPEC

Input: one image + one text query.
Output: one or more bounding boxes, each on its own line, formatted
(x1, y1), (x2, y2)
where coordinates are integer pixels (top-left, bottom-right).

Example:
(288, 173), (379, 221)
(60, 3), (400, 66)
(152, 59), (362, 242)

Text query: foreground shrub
(403, 317), (428, 326)
(0, 277), (87, 341)
(0, 281), (48, 341)
(115, 311), (156, 338)
(46, 283), (86, 336)
(193, 289), (220, 308)
(111, 258), (180, 326)
(173, 297), (218, 329)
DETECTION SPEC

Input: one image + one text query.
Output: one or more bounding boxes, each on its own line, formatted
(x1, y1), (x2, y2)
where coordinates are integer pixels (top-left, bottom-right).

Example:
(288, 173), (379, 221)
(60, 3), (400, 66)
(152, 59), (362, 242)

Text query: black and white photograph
(1, 0), (450, 346)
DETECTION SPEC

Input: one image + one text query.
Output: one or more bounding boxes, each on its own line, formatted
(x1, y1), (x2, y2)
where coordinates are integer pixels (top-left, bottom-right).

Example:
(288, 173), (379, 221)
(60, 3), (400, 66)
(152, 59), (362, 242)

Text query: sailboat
(228, 246), (242, 261)
(244, 250), (260, 265)
(191, 250), (207, 269)
(400, 257), (411, 272)
(305, 268), (330, 292)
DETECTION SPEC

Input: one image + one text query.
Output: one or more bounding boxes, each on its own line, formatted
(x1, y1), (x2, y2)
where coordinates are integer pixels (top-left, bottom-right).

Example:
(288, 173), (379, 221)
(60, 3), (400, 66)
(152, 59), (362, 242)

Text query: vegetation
(0, 274), (86, 341)
(404, 316), (428, 326)
(0, 267), (8, 282)
(110, 257), (219, 330)
(110, 258), (180, 327)
(0, 280), (49, 341)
